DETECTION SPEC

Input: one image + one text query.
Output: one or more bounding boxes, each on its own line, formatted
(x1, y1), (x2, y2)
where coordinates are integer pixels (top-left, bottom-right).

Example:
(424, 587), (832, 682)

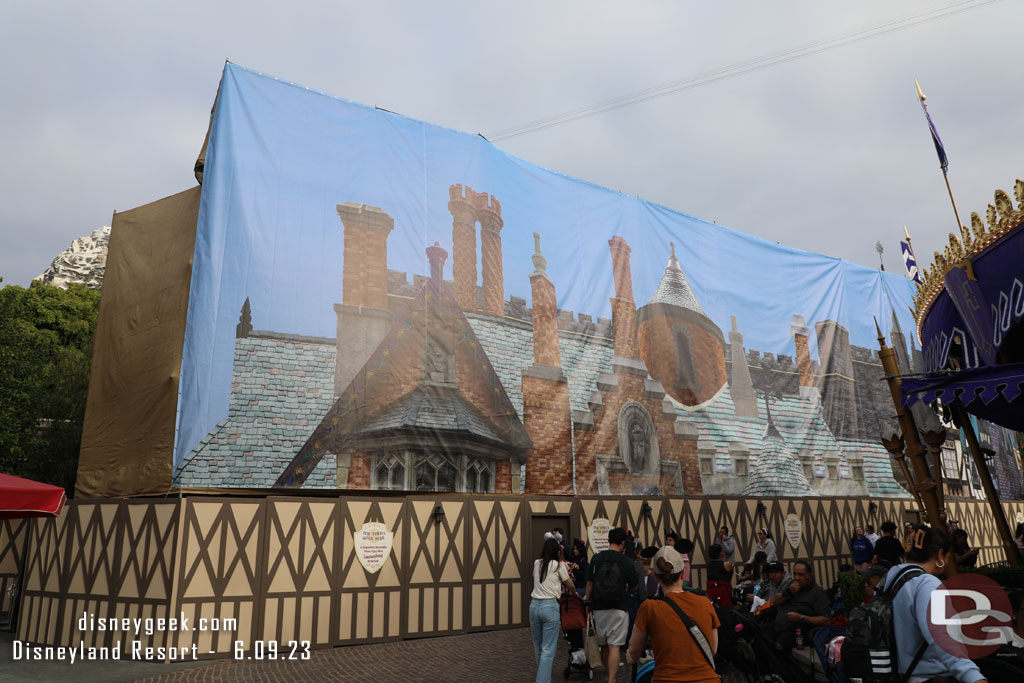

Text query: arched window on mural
(373, 453), (407, 491)
(414, 453), (459, 492)
(465, 458), (494, 494)
(673, 322), (701, 391)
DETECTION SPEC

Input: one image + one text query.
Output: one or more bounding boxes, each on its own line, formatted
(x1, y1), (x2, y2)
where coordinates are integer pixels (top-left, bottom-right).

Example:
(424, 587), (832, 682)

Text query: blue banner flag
(916, 80), (948, 172)
(900, 240), (923, 284)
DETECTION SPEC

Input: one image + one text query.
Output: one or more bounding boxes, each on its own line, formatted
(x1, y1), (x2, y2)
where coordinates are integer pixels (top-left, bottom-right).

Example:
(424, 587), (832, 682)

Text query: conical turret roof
(743, 399), (817, 497)
(649, 243), (705, 315)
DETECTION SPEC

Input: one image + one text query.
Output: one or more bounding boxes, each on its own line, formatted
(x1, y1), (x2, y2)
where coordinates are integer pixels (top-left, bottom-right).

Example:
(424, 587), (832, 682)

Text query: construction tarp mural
(172, 63), (921, 498)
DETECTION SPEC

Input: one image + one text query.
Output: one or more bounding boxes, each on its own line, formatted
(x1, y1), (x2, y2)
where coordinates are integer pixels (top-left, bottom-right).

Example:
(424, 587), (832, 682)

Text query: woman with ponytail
(884, 524), (986, 683)
(530, 537), (575, 683)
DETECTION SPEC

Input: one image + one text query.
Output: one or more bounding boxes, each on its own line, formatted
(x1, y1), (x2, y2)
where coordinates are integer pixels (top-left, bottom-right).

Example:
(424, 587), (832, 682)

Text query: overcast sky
(2, 0), (1022, 289)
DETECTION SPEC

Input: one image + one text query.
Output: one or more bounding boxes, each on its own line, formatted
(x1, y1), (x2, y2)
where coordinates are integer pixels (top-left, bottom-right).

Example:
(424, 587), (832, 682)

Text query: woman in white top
(748, 527), (777, 563)
(531, 537), (575, 683)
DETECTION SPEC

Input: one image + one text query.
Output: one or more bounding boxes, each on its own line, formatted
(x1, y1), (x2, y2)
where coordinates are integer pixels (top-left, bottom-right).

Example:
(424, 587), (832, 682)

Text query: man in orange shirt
(626, 546), (720, 682)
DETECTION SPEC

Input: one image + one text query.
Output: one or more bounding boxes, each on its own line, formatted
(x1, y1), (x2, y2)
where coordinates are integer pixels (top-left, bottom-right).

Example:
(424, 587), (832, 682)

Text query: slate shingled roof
(743, 423), (817, 497)
(684, 387), (845, 476)
(175, 332), (337, 489)
(466, 313), (614, 415)
(836, 439), (910, 498)
(359, 385), (506, 445)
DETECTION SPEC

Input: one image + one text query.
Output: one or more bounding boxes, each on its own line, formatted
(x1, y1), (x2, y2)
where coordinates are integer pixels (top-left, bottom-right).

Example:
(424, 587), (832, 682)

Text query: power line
(487, 0), (1001, 141)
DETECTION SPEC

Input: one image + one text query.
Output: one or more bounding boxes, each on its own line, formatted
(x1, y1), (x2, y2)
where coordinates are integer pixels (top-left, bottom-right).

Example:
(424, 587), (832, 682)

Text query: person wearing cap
(584, 527), (638, 682)
(639, 546), (660, 599)
(551, 526), (572, 560)
(763, 561), (793, 606)
(626, 545), (720, 682)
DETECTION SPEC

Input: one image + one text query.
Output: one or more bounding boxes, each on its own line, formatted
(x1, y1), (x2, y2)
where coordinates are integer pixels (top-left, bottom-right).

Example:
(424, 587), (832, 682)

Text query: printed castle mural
(176, 184), (924, 498)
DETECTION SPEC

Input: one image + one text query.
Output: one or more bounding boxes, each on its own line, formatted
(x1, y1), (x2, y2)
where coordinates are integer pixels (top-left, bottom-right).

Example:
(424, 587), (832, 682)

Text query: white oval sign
(588, 518), (611, 553)
(784, 513), (802, 550)
(355, 521), (393, 574)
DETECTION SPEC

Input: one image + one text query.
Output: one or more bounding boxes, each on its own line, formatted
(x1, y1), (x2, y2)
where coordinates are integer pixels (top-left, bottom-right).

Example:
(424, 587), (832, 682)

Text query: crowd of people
(526, 519), (1024, 683)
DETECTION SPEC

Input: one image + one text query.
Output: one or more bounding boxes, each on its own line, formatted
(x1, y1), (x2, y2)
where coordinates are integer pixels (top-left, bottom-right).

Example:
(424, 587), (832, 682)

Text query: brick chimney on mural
(474, 191), (504, 317)
(608, 236), (639, 358)
(448, 184), (478, 312)
(791, 314), (820, 405)
(335, 202), (394, 396)
(523, 232), (573, 494)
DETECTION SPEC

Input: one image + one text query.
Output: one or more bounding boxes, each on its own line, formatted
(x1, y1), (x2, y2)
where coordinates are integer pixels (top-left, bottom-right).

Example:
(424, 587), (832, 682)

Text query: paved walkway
(132, 628), (636, 683)
(2, 628), (635, 683)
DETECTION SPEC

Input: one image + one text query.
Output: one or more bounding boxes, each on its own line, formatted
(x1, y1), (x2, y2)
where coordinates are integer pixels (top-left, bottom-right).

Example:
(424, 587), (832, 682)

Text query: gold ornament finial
(959, 223), (972, 252)
(995, 189), (1013, 223)
(971, 212), (985, 242)
(915, 79), (926, 102)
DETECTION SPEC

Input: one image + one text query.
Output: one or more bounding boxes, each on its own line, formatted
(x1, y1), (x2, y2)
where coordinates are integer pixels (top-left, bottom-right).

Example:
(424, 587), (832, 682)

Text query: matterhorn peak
(35, 226), (110, 289)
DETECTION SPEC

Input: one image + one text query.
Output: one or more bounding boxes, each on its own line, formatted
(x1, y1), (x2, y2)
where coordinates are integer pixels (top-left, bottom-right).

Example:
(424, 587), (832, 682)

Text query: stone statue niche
(617, 402), (660, 476)
(421, 335), (455, 384)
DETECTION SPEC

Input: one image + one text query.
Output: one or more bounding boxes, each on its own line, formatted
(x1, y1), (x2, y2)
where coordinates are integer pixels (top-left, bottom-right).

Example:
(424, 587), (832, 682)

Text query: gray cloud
(2, 0), (1022, 292)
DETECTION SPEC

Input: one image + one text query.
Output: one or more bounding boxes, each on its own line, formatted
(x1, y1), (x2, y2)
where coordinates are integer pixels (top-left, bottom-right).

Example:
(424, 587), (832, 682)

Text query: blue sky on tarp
(175, 63), (916, 468)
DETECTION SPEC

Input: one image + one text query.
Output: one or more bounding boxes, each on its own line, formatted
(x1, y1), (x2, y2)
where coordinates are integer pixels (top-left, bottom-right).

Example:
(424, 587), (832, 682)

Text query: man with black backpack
(843, 524), (987, 683)
(585, 526), (638, 681)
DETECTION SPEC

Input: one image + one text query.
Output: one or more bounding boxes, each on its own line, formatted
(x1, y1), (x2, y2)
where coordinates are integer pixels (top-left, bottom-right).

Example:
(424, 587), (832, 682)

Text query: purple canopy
(901, 361), (1024, 430)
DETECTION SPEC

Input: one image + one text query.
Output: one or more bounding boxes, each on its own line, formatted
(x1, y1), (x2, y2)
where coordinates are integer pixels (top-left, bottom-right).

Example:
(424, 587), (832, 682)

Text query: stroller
(559, 592), (594, 680)
(713, 606), (806, 682)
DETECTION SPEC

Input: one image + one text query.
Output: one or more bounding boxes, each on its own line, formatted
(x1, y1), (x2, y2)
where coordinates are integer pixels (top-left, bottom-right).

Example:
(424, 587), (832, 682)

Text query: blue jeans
(530, 597), (561, 683)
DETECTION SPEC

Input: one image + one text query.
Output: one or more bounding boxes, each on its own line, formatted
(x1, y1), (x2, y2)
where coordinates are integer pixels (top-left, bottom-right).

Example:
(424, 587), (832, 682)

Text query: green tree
(0, 281), (100, 494)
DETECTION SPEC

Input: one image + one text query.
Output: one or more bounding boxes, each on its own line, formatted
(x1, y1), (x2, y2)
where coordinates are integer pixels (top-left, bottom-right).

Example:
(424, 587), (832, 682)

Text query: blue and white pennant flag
(900, 240), (922, 284)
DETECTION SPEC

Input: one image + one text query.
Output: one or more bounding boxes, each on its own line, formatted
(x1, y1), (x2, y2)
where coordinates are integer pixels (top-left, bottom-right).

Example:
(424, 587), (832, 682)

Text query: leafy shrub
(837, 570), (866, 617)
(964, 565), (1024, 589)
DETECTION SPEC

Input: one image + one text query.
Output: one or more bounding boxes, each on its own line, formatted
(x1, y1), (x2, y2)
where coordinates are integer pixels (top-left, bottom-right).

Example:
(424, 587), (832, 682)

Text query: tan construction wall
(6, 494), (1020, 658)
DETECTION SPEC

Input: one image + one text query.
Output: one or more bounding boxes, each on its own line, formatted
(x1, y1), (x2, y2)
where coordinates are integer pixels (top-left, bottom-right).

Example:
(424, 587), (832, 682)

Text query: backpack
(592, 554), (625, 609)
(841, 565), (926, 683)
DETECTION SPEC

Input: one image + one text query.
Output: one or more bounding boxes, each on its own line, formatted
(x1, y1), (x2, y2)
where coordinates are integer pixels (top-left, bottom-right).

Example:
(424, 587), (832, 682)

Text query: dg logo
(928, 572), (1013, 659)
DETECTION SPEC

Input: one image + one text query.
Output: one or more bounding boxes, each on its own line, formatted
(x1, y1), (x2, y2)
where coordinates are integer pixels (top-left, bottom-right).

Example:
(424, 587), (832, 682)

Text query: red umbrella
(0, 473), (67, 518)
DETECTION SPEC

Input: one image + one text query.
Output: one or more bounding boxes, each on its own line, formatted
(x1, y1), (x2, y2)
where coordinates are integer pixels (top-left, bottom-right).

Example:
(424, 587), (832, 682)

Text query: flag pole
(941, 169), (964, 232)
(903, 225), (917, 262)
(916, 79), (964, 231)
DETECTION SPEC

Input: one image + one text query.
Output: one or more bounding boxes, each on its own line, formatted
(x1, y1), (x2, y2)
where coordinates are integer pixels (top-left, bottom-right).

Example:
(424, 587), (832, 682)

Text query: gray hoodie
(764, 571), (793, 603)
(720, 535), (735, 564)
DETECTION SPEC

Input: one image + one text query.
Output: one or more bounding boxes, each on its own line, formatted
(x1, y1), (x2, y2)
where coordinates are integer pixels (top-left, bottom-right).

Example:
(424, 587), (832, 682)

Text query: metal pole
(952, 405), (1022, 566)
(942, 171), (965, 233)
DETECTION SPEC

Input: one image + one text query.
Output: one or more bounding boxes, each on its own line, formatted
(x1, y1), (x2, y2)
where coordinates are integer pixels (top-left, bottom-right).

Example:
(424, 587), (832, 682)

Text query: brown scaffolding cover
(75, 187), (200, 497)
